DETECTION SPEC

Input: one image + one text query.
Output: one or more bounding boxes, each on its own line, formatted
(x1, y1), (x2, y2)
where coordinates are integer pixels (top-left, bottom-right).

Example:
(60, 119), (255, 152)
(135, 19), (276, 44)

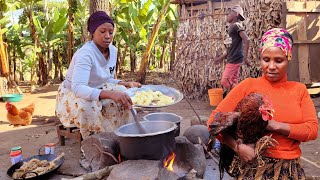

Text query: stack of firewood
(173, 0), (285, 100)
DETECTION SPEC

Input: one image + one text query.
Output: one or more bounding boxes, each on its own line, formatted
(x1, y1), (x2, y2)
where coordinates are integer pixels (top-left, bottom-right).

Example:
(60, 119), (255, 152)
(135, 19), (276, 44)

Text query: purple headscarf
(87, 11), (114, 34)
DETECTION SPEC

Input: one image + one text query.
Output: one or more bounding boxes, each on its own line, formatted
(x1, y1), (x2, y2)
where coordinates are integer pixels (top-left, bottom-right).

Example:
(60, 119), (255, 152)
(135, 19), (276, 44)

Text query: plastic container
(208, 88), (223, 106)
(10, 150), (23, 165)
(2, 94), (23, 102)
(45, 143), (55, 154)
(11, 146), (22, 152)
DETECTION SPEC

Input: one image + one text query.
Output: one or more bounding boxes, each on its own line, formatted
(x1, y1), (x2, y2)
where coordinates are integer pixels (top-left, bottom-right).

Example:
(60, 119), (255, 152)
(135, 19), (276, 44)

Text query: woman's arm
(71, 53), (102, 101)
(287, 87), (318, 142)
(266, 120), (290, 136)
(267, 87), (317, 142)
(221, 132), (256, 162)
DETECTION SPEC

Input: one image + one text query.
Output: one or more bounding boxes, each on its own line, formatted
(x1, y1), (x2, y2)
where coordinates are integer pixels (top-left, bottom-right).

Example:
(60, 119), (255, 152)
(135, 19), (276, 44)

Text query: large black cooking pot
(114, 121), (177, 160)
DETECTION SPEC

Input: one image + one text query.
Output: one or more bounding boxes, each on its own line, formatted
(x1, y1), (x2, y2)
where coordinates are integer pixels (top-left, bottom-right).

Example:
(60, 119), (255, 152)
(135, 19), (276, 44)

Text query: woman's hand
(119, 81), (141, 88)
(235, 143), (256, 163)
(110, 91), (132, 109)
(100, 90), (132, 109)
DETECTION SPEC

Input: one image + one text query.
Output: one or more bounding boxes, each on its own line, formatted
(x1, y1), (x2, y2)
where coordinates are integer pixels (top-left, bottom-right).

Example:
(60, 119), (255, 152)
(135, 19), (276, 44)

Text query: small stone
(183, 125), (209, 145)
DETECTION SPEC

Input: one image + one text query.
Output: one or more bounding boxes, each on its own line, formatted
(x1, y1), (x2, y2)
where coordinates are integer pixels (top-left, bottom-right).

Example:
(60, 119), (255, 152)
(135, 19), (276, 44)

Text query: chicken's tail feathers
(20, 102), (35, 115)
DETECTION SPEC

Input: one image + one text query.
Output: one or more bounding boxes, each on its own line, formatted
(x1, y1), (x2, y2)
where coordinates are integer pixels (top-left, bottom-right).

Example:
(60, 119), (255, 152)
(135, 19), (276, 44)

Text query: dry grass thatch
(173, 0), (286, 100)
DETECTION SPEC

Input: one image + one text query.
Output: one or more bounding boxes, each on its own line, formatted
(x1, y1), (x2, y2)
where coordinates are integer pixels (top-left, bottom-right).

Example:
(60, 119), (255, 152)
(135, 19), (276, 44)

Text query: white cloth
(64, 41), (120, 101)
(55, 82), (133, 139)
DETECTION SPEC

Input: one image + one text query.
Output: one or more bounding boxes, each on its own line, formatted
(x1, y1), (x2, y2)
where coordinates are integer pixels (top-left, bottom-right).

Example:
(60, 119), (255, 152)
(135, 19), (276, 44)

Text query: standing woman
(207, 28), (318, 179)
(56, 11), (141, 139)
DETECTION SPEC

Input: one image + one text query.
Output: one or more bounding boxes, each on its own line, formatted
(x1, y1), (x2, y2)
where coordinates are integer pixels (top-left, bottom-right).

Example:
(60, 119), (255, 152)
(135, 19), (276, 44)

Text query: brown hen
(209, 92), (277, 179)
(6, 102), (35, 126)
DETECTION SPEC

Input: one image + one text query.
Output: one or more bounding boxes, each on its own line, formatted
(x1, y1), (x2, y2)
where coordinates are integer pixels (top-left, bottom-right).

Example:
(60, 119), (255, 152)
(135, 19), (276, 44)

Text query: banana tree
(0, 0), (11, 77)
(15, 0), (48, 85)
(32, 7), (68, 79)
(68, 0), (77, 65)
(137, 0), (170, 83)
(112, 0), (154, 72)
(74, 0), (89, 44)
(23, 45), (38, 91)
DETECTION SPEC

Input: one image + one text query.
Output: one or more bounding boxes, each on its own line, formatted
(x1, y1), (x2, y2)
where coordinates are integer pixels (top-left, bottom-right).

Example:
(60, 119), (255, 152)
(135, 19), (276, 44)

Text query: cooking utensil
(114, 121), (177, 160)
(7, 153), (64, 180)
(130, 107), (147, 134)
(125, 85), (184, 108)
(143, 112), (182, 136)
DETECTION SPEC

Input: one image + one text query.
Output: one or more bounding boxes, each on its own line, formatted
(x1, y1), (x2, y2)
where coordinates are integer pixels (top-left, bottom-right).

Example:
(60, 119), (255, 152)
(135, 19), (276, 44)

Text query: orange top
(207, 75), (318, 159)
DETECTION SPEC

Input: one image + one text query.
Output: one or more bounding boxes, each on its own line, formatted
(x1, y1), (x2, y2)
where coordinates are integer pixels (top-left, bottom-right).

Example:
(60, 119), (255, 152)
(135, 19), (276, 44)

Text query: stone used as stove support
(80, 132), (120, 172)
(175, 136), (207, 178)
(183, 125), (210, 145)
(108, 160), (179, 180)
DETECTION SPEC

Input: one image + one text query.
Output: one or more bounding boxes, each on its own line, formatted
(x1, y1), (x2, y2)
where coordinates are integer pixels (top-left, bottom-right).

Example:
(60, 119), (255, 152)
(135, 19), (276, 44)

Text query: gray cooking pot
(114, 121), (177, 160)
(143, 112), (182, 136)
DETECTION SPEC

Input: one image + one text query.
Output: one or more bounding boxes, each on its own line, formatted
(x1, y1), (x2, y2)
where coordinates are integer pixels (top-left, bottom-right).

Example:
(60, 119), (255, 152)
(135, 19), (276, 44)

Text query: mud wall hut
(171, 0), (320, 100)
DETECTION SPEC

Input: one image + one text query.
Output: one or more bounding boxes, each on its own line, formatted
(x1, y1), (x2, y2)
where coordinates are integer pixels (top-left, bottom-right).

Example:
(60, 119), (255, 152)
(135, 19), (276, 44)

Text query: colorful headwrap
(87, 11), (114, 35)
(260, 28), (293, 61)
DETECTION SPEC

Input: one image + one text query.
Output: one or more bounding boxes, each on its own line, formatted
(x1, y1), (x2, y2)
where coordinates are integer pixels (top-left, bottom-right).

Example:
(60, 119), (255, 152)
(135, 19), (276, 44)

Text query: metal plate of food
(125, 85), (184, 108)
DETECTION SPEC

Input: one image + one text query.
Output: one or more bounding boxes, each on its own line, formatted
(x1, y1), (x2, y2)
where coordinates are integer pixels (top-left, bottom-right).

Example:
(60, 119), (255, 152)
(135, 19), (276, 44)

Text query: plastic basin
(1, 94), (23, 102)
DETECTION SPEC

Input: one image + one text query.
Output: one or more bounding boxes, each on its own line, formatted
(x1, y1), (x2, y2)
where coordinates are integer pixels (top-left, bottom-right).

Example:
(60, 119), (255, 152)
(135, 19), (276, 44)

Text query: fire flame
(118, 153), (122, 163)
(163, 152), (176, 172)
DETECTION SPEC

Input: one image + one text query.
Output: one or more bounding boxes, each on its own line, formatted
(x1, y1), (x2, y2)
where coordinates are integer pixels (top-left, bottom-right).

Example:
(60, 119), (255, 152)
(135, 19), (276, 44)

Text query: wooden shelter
(284, 1), (320, 84)
(171, 0), (320, 99)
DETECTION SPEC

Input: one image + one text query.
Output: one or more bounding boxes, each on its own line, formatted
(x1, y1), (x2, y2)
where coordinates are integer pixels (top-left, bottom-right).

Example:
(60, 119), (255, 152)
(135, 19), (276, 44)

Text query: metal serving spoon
(130, 107), (147, 134)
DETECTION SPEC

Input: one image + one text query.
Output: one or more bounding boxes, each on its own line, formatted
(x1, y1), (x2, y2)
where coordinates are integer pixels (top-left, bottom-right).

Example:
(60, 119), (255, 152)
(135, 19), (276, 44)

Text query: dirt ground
(0, 73), (320, 179)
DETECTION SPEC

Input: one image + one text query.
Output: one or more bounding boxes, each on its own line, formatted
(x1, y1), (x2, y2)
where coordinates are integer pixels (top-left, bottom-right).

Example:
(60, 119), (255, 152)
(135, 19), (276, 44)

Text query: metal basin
(143, 112), (182, 136)
(125, 85), (184, 108)
(114, 121), (177, 160)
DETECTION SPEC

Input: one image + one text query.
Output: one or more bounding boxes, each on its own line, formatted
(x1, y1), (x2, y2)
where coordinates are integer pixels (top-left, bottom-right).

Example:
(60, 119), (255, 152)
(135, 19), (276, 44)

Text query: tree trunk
(137, 1), (170, 84)
(58, 50), (64, 81)
(130, 49), (136, 73)
(81, 20), (89, 43)
(150, 46), (156, 68)
(19, 59), (24, 81)
(90, 0), (109, 15)
(160, 45), (166, 69)
(47, 46), (53, 79)
(53, 49), (59, 79)
(160, 32), (170, 69)
(13, 47), (17, 81)
(170, 31), (176, 71)
(27, 7), (48, 85)
(0, 29), (9, 77)
(68, 0), (75, 65)
(118, 44), (128, 76)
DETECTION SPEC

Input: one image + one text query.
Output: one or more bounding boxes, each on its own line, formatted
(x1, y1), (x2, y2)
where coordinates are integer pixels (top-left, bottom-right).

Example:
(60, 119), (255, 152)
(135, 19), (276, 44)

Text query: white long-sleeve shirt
(64, 41), (121, 101)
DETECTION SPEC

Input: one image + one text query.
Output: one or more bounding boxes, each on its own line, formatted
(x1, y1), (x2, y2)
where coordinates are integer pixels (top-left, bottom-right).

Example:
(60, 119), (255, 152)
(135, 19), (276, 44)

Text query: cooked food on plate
(132, 90), (174, 106)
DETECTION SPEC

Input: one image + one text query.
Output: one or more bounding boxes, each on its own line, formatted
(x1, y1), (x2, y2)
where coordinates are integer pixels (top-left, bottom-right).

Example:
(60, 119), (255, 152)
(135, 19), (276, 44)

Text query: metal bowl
(143, 112), (182, 136)
(125, 85), (184, 108)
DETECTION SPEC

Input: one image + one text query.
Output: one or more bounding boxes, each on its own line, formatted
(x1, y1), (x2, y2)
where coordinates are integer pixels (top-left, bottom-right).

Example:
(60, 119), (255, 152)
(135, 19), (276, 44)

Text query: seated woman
(207, 28), (318, 179)
(56, 11), (140, 139)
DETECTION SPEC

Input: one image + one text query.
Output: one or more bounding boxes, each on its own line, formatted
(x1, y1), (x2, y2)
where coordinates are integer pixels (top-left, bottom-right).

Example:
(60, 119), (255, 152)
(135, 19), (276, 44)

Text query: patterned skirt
(55, 82), (134, 139)
(229, 156), (306, 180)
